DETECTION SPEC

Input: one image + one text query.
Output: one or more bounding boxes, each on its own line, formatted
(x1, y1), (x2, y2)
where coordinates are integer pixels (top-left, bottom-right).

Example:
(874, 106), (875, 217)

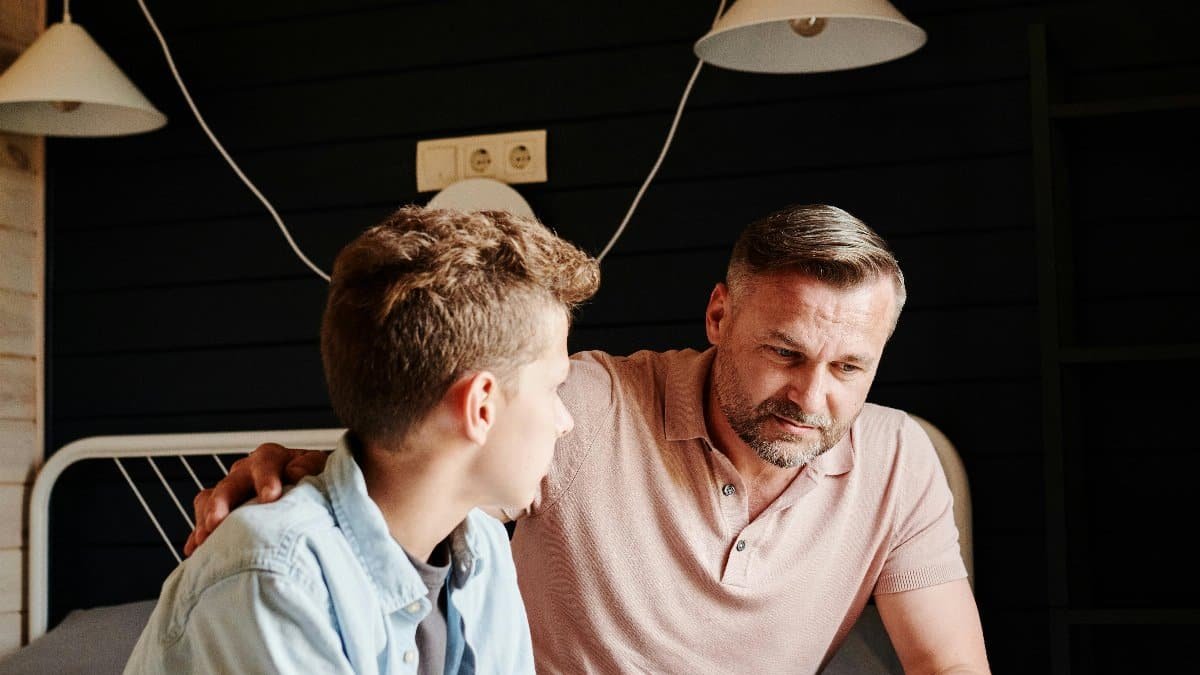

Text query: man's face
(480, 307), (574, 509)
(706, 272), (897, 468)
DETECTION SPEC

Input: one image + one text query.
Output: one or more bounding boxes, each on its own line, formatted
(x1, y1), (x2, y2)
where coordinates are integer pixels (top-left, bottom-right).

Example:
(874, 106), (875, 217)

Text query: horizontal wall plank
(974, 534), (1048, 609)
(52, 154), (1033, 290)
(1076, 219), (1200, 299)
(53, 303), (1035, 420)
(54, 80), (1030, 230)
(0, 485), (25, 549)
(0, 290), (35, 357)
(0, 419), (38, 483)
(54, 229), (1036, 355)
(0, 548), (21, 612)
(0, 228), (35, 294)
(54, 345), (327, 419)
(0, 358), (35, 419)
(870, 377), (1040, 456)
(0, 166), (38, 234)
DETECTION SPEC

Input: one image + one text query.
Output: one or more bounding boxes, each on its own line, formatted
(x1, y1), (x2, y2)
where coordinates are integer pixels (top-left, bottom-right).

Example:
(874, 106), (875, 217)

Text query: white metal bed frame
(27, 428), (344, 640)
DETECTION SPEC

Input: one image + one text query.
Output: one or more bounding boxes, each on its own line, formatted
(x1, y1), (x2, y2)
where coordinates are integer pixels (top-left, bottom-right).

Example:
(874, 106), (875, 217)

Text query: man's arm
(185, 444), (328, 555)
(875, 578), (990, 675)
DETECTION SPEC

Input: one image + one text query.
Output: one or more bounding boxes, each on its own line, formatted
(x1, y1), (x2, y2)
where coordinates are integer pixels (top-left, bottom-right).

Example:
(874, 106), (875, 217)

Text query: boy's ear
(456, 371), (500, 446)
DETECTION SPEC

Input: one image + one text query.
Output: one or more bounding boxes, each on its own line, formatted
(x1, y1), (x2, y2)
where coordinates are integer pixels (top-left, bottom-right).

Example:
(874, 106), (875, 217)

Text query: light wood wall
(0, 0), (46, 654)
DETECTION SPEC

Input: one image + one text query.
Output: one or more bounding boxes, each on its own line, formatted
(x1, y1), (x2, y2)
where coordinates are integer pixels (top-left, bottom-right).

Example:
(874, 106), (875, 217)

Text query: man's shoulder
(568, 348), (699, 395)
(853, 403), (942, 473)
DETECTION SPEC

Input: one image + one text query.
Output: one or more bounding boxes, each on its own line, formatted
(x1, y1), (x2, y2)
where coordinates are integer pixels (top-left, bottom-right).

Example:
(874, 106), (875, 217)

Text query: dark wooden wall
(43, 1), (1199, 671)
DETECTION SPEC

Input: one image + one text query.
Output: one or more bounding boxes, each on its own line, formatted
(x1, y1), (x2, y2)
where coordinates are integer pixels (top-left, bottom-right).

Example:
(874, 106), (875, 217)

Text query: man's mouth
(772, 414), (818, 434)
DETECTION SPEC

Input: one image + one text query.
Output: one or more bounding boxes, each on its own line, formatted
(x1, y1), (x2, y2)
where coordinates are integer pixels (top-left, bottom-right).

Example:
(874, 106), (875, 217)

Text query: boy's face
(479, 306), (573, 510)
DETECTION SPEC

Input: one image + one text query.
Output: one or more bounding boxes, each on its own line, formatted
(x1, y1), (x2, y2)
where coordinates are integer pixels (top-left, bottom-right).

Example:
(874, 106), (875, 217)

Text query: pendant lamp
(0, 14), (166, 136)
(695, 0), (927, 73)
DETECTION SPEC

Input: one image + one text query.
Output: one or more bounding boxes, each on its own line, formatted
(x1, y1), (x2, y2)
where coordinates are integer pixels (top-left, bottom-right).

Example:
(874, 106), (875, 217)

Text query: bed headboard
(27, 428), (344, 640)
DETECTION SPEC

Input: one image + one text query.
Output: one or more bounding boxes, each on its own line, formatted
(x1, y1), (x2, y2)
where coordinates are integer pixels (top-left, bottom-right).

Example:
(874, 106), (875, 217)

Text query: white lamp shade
(0, 21), (166, 136)
(694, 0), (927, 73)
(426, 178), (536, 220)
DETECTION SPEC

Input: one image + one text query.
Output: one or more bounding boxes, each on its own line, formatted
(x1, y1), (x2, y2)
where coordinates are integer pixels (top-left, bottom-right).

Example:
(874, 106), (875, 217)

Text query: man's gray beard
(713, 355), (847, 468)
(727, 398), (837, 468)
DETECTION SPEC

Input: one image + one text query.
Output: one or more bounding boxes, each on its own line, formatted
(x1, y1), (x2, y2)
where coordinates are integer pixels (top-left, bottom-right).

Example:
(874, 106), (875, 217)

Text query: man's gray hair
(727, 204), (907, 321)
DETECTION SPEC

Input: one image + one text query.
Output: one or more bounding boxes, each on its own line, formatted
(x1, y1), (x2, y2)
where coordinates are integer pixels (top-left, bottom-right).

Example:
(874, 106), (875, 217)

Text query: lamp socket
(417, 129), (547, 192)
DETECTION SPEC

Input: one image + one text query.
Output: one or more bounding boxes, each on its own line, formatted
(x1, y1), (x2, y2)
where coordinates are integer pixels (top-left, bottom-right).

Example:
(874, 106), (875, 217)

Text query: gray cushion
(0, 600), (155, 675)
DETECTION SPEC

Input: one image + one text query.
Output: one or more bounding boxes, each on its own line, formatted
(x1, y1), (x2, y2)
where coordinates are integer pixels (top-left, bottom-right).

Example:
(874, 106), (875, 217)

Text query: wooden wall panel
(0, 358), (35, 420)
(0, 228), (35, 294)
(0, 290), (35, 356)
(0, 485), (25, 549)
(0, 611), (19, 656)
(0, 166), (38, 233)
(0, 420), (37, 484)
(0, 549), (21, 613)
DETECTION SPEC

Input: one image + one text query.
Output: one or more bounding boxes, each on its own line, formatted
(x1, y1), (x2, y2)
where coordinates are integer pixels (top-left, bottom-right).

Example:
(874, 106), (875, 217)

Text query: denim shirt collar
(322, 433), (485, 613)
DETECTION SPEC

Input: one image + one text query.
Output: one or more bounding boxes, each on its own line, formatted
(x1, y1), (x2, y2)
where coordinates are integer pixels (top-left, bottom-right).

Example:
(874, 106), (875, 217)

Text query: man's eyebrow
(762, 329), (875, 366)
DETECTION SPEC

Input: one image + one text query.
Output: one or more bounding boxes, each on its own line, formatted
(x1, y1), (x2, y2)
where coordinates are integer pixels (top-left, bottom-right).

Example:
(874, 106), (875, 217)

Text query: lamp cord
(596, 0), (728, 262)
(135, 0), (331, 282)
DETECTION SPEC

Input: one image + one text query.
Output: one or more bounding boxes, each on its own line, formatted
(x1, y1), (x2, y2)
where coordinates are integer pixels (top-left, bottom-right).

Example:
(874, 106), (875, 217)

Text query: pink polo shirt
(507, 348), (966, 673)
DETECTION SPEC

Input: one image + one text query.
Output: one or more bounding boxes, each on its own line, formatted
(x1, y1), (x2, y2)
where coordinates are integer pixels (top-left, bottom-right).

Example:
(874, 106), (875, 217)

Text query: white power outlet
(416, 129), (547, 192)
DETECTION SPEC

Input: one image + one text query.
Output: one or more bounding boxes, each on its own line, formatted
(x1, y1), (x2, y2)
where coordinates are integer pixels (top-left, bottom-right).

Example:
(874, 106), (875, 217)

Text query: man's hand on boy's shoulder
(185, 443), (330, 556)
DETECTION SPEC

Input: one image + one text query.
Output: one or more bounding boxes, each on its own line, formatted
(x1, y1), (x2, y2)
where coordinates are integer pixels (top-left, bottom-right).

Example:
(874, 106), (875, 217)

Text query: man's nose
(787, 368), (826, 414)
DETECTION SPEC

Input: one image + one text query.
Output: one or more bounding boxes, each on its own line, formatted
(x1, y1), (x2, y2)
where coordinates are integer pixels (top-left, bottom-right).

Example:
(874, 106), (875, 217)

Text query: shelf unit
(1030, 22), (1200, 674)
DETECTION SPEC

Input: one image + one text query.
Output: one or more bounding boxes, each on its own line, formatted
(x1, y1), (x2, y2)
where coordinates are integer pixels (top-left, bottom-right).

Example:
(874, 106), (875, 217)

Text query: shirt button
(403, 650), (417, 664)
(721, 483), (736, 496)
(735, 539), (747, 552)
(405, 601), (421, 614)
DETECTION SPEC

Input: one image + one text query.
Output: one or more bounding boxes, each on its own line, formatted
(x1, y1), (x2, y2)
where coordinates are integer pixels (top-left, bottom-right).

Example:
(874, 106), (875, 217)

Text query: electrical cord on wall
(596, 0), (728, 262)
(134, 0), (726, 272)
(134, 0), (331, 282)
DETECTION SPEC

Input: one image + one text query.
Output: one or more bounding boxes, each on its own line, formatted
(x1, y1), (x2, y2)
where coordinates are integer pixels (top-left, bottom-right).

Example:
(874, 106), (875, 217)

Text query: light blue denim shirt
(125, 435), (534, 674)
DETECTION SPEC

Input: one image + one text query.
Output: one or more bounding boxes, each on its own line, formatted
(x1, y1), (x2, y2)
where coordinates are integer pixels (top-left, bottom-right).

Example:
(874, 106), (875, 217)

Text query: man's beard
(714, 354), (852, 468)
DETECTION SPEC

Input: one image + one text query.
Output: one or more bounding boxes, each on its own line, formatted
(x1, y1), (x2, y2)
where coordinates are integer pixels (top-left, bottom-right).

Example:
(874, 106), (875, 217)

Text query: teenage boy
(124, 207), (600, 674)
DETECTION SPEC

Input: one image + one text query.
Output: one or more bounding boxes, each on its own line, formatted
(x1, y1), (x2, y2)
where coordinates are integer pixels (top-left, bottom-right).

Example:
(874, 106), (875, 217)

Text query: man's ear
(455, 371), (500, 446)
(705, 282), (730, 345)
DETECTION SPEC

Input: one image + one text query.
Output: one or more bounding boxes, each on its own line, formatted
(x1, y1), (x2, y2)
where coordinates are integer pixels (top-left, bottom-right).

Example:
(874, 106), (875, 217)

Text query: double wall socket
(416, 129), (547, 193)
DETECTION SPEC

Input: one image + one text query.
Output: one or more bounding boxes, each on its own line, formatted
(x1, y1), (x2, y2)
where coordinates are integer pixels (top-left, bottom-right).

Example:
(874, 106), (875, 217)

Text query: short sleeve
(501, 350), (616, 521)
(874, 415), (969, 595)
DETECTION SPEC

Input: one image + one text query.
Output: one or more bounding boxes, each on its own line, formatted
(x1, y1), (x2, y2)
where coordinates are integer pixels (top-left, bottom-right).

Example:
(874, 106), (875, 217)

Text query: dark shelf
(1056, 608), (1200, 625)
(1059, 344), (1200, 363)
(1051, 94), (1200, 119)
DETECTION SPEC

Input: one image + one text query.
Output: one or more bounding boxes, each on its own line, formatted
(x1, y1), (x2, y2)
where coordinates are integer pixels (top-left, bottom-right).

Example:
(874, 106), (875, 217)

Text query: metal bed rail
(27, 428), (343, 640)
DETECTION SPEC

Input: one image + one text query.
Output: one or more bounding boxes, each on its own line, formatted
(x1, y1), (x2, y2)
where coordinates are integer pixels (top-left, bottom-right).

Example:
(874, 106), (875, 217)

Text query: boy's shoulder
(166, 480), (340, 606)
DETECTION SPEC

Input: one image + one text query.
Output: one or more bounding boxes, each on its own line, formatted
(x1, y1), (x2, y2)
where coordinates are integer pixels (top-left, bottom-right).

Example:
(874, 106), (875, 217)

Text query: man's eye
(772, 347), (799, 359)
(838, 363), (860, 374)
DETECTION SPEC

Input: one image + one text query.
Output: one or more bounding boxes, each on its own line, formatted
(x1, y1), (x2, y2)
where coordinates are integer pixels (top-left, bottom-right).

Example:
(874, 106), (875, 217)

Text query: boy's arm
(126, 571), (354, 674)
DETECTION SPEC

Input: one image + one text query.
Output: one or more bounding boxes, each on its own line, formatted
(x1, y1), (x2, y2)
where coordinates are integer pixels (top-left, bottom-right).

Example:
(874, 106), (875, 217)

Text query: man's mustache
(756, 398), (831, 430)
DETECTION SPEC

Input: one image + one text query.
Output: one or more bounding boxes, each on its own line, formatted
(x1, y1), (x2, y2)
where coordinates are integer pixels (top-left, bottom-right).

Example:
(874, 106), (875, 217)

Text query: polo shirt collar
(663, 348), (718, 443)
(323, 433), (483, 611)
(662, 347), (855, 477)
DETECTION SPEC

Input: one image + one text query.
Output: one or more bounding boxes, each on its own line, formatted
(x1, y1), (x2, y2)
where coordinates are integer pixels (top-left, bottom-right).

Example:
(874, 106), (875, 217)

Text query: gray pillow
(0, 600), (155, 675)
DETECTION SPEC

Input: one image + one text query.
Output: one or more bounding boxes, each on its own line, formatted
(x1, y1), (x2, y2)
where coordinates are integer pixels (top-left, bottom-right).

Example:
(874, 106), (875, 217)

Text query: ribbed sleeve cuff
(873, 560), (968, 595)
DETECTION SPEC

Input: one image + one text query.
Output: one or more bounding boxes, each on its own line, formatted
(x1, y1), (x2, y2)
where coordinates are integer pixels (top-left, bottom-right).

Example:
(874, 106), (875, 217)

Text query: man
(126, 207), (600, 673)
(191, 205), (990, 673)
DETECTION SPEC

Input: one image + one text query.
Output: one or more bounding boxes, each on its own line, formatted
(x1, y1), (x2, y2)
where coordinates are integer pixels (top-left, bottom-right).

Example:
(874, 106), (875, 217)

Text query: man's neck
(359, 441), (473, 563)
(704, 375), (802, 519)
